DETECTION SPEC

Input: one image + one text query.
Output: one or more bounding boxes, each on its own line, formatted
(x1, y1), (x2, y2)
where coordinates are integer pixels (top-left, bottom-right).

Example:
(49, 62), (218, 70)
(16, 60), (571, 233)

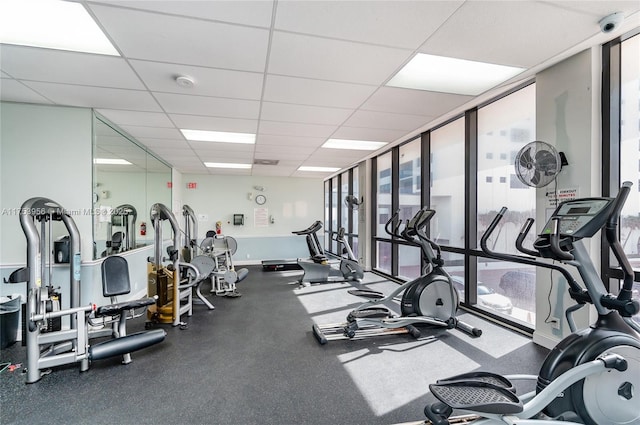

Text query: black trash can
(0, 295), (21, 349)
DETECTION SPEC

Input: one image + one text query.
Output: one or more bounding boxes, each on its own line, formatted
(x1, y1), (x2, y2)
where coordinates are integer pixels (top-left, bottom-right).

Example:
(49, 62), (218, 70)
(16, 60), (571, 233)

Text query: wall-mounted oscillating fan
(514, 141), (565, 188)
(344, 195), (363, 210)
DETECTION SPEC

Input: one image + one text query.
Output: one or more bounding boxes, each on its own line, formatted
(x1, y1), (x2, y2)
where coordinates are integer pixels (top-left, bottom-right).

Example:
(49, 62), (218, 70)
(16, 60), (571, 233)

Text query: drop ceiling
(1, 1), (639, 177)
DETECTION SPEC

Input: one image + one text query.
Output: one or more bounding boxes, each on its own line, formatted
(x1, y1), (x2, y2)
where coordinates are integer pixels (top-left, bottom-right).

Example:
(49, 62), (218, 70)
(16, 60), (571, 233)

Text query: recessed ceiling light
(298, 166), (340, 172)
(387, 53), (525, 96)
(181, 129), (256, 144)
(322, 139), (387, 151)
(204, 162), (252, 169)
(94, 158), (131, 165)
(0, 0), (119, 56)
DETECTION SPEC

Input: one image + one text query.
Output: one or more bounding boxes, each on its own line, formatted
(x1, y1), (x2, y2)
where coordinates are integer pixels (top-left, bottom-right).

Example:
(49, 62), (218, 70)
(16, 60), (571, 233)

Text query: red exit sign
(187, 182), (197, 189)
(167, 182), (173, 188)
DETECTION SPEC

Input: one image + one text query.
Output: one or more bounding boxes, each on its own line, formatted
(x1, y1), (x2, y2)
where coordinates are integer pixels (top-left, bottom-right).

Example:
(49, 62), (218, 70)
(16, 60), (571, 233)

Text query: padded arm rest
(95, 297), (156, 317)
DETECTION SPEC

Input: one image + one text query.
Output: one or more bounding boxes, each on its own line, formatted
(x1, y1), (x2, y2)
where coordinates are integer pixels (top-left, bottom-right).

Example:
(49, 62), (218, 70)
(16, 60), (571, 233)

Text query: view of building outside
(330, 176), (338, 253)
(351, 167), (360, 258)
(430, 117), (465, 249)
(620, 34), (640, 274)
(476, 84), (537, 325)
(398, 139), (422, 279)
(376, 152), (392, 274)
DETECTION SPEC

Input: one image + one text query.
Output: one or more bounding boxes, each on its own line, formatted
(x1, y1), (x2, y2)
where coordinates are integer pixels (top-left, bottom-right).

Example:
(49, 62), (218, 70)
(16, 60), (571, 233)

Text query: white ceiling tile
(0, 45), (144, 89)
(0, 79), (53, 104)
(90, 4), (270, 71)
(268, 31), (412, 85)
(96, 110), (174, 128)
(260, 102), (352, 126)
(120, 125), (183, 140)
(361, 86), (472, 116)
(188, 141), (255, 154)
(539, 1), (640, 18)
(20, 82), (162, 111)
(255, 146), (315, 159)
(256, 134), (325, 147)
(169, 114), (258, 133)
(343, 110), (431, 132)
(130, 60), (264, 100)
(207, 168), (252, 176)
(259, 120), (336, 138)
(263, 75), (376, 108)
(252, 165), (299, 176)
(275, 1), (463, 48)
(311, 149), (368, 162)
(331, 126), (407, 143)
(137, 137), (190, 149)
(154, 92), (260, 119)
(419, 1), (603, 68)
(88, 1), (274, 28)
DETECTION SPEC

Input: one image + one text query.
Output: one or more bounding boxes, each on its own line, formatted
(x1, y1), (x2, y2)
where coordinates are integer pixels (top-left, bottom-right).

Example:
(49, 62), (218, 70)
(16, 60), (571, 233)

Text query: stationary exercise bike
(294, 220), (364, 286)
(423, 182), (640, 425)
(312, 208), (482, 344)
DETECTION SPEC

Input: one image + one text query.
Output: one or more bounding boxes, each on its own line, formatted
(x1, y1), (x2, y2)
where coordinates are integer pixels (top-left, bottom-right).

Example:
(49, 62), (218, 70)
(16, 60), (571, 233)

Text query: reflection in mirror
(92, 114), (171, 259)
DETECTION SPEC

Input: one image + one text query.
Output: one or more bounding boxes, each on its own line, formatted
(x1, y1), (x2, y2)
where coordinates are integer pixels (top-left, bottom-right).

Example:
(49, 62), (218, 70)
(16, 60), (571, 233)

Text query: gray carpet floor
(0, 266), (548, 425)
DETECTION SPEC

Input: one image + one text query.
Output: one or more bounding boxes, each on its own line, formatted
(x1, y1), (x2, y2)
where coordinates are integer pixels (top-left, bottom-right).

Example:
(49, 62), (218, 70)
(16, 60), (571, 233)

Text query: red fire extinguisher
(140, 222), (146, 236)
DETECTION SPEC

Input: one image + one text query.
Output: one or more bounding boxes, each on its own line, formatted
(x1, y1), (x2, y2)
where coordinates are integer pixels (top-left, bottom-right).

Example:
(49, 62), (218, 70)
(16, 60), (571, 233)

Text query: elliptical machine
(294, 220), (364, 286)
(423, 182), (640, 425)
(312, 208), (482, 344)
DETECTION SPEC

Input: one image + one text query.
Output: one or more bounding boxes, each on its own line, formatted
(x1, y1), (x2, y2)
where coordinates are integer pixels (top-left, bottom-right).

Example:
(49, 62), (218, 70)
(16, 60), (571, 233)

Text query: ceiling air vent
(254, 159), (279, 166)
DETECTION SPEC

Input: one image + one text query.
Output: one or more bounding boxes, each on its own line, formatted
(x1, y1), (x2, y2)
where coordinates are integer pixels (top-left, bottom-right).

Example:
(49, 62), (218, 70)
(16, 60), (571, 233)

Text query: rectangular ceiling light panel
(322, 139), (387, 150)
(181, 129), (256, 144)
(387, 53), (525, 96)
(298, 166), (340, 172)
(0, 0), (119, 55)
(205, 162), (252, 169)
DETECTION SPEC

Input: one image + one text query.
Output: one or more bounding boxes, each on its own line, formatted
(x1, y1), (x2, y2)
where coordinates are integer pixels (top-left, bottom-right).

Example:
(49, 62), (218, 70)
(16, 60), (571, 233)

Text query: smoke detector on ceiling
(175, 75), (195, 88)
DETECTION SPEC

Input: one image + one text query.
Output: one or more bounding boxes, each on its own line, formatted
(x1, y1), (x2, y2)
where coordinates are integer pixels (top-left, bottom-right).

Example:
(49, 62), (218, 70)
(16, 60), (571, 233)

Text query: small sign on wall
(187, 182), (197, 189)
(546, 187), (578, 208)
(254, 207), (268, 227)
(167, 182), (173, 188)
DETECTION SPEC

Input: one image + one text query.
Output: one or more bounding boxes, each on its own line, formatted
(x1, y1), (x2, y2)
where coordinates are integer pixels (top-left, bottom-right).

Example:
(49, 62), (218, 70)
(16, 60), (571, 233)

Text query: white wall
(533, 47), (601, 348)
(181, 174), (323, 262)
(0, 102), (93, 264)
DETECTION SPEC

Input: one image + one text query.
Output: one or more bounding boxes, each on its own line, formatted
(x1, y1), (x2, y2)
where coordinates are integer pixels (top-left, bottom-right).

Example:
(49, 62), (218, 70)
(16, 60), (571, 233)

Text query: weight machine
(6, 197), (165, 384)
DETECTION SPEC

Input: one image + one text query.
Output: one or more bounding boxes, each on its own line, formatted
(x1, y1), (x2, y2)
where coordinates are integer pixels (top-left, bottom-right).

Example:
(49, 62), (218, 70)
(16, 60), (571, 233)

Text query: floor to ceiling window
(603, 30), (640, 327)
(375, 152), (393, 275)
(398, 139), (422, 280)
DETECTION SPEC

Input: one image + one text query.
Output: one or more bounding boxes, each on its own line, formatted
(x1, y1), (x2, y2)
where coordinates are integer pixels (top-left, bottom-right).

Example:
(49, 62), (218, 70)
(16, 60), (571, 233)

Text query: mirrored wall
(92, 113), (172, 259)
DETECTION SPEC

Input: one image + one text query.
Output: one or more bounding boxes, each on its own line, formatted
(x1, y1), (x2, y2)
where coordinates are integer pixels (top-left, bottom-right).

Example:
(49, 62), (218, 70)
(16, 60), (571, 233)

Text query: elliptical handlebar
(480, 206), (589, 308)
(515, 218), (538, 257)
(606, 182), (636, 301)
(384, 209), (406, 239)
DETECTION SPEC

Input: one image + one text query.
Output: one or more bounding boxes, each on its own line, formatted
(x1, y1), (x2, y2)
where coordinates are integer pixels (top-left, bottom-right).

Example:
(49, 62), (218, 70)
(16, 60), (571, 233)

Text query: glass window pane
(477, 257), (535, 326)
(620, 34), (640, 273)
(331, 176), (338, 253)
(398, 244), (421, 281)
(442, 252), (465, 303)
(477, 84), (536, 253)
(376, 241), (392, 275)
(376, 152), (392, 237)
(341, 172), (349, 230)
(431, 118), (465, 248)
(324, 180), (330, 252)
(399, 139), (422, 223)
(353, 166), (359, 235)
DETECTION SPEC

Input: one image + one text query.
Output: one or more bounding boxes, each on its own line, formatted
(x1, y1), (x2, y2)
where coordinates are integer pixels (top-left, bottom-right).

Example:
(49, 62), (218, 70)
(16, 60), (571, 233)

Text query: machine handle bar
(515, 218), (539, 257)
(549, 218), (574, 261)
(480, 207), (584, 299)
